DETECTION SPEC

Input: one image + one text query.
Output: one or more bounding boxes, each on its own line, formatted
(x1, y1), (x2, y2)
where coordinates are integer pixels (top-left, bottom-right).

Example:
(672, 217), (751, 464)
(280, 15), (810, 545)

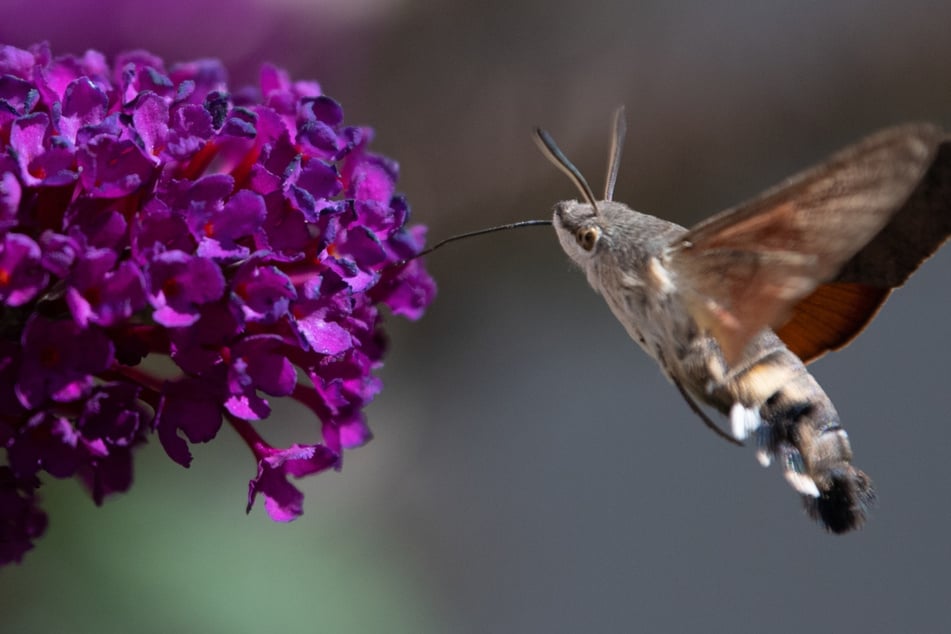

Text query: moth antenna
(603, 106), (627, 201)
(389, 219), (552, 267)
(533, 127), (601, 213)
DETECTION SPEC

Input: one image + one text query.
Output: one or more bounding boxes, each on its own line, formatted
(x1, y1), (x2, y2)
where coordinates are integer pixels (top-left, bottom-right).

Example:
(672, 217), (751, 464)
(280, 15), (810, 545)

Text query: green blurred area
(3, 410), (448, 633)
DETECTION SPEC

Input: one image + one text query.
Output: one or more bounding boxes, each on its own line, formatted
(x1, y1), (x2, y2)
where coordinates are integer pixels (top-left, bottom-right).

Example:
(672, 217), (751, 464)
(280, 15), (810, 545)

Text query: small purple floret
(147, 250), (226, 327)
(15, 316), (115, 409)
(247, 442), (339, 522)
(0, 233), (47, 306)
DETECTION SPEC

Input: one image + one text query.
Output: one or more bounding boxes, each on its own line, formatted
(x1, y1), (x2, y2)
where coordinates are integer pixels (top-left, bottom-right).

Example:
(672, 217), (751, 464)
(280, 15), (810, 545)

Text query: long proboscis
(391, 219), (552, 267)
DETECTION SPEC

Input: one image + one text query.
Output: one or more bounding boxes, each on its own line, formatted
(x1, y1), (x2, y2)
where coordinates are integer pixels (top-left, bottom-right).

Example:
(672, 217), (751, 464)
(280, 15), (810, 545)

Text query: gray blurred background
(3, 1), (951, 632)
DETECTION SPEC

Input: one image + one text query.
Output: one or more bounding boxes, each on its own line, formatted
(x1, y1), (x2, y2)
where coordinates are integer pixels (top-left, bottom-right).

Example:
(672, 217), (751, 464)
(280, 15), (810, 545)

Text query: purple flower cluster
(0, 43), (435, 564)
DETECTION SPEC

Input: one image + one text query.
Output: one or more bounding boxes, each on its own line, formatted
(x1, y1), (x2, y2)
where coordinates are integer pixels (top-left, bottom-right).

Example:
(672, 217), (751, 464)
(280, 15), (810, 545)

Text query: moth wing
(773, 282), (891, 363)
(667, 124), (946, 367)
(783, 138), (951, 363)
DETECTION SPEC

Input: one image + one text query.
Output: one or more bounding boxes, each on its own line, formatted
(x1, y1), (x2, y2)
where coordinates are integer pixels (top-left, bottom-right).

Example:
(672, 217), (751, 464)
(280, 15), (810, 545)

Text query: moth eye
(576, 226), (601, 251)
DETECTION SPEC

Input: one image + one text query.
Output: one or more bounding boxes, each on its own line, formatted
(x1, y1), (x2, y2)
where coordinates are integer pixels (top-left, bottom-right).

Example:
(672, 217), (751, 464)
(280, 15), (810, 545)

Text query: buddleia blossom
(0, 42), (435, 565)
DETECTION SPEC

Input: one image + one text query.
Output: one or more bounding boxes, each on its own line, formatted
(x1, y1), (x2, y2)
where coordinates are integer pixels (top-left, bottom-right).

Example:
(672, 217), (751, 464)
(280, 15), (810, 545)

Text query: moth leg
(672, 377), (743, 447)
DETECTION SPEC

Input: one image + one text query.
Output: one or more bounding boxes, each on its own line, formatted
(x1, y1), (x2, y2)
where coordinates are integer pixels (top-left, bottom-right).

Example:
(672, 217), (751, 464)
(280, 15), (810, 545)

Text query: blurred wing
(668, 124), (946, 367)
(779, 139), (951, 362)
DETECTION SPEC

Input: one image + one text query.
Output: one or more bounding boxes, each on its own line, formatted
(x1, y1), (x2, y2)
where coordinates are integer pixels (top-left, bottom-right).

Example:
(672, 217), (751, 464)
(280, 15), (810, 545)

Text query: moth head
(535, 107), (627, 266)
(552, 200), (603, 262)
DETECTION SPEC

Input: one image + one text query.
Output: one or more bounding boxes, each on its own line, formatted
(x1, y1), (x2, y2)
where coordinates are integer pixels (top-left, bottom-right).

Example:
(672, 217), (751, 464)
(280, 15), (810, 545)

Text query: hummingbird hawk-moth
(534, 109), (951, 532)
(413, 110), (950, 532)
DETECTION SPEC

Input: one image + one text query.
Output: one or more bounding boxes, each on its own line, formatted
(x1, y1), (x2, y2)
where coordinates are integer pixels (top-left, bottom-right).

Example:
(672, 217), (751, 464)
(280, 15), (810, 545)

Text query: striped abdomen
(691, 334), (875, 532)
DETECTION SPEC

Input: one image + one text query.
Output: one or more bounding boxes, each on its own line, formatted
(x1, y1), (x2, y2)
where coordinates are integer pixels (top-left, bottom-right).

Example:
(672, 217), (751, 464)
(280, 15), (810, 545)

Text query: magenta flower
(0, 43), (435, 565)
